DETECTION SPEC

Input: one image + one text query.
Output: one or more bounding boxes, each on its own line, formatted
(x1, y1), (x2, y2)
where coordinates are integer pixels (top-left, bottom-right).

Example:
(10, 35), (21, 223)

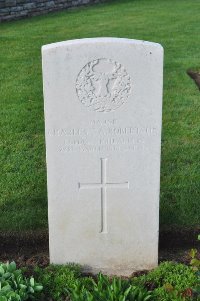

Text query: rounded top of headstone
(42, 37), (164, 52)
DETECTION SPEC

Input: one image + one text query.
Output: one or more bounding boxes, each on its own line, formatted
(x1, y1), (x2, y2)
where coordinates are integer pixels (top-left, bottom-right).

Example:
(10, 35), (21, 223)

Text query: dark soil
(0, 230), (49, 268)
(187, 69), (200, 90)
(0, 228), (200, 270)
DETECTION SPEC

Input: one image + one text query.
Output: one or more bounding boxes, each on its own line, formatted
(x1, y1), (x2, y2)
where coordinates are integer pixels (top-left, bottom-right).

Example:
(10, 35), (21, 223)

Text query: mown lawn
(0, 0), (200, 231)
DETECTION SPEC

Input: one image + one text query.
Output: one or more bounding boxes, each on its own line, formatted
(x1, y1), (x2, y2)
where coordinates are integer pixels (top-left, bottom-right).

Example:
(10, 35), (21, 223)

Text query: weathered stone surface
(10, 6), (22, 11)
(0, 2), (6, 8)
(23, 2), (36, 9)
(35, 0), (46, 3)
(0, 12), (9, 16)
(19, 9), (28, 14)
(46, 1), (55, 7)
(1, 14), (13, 20)
(5, 0), (16, 6)
(0, 7), (10, 13)
(16, 0), (26, 4)
(0, 0), (105, 21)
(42, 38), (163, 276)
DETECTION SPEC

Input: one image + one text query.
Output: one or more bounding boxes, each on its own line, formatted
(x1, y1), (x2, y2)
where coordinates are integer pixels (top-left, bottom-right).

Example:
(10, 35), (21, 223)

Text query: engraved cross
(78, 158), (129, 234)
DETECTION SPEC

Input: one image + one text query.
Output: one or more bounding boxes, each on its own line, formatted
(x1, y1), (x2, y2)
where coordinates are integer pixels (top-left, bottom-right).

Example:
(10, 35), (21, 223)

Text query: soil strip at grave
(0, 228), (200, 270)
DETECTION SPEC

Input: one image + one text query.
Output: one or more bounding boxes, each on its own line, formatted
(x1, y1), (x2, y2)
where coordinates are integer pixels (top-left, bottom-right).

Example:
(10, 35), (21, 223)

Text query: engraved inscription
(79, 158), (129, 233)
(47, 122), (158, 153)
(76, 58), (131, 112)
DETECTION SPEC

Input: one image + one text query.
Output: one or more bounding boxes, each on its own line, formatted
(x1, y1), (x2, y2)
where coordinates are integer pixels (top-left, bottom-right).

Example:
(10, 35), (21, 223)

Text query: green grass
(0, 0), (200, 231)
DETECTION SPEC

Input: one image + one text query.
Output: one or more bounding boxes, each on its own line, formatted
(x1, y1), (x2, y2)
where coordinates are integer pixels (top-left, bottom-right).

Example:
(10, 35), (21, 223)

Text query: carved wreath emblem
(76, 58), (131, 112)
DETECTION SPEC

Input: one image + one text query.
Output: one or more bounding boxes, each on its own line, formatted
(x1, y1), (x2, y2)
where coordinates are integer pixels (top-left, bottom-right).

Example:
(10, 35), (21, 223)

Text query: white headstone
(42, 38), (163, 276)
